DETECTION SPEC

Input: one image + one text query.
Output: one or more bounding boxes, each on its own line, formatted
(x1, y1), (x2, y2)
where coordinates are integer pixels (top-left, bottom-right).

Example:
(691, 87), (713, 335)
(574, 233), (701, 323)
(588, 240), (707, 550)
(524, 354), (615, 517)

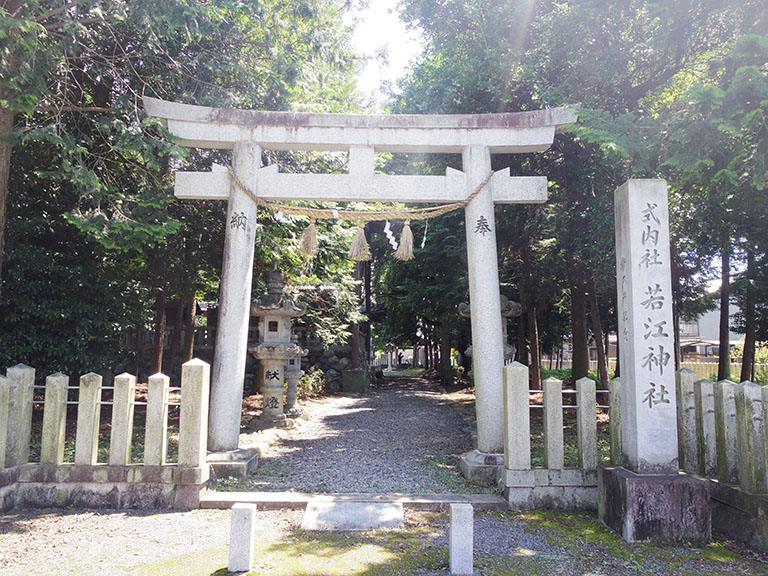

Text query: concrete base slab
(598, 465), (711, 543)
(342, 369), (368, 394)
(459, 450), (504, 486)
(207, 448), (260, 481)
(301, 500), (404, 531)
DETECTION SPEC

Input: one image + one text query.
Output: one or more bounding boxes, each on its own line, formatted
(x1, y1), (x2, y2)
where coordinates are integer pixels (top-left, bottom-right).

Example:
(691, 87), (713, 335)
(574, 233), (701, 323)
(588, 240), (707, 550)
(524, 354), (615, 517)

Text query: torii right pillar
(598, 179), (710, 543)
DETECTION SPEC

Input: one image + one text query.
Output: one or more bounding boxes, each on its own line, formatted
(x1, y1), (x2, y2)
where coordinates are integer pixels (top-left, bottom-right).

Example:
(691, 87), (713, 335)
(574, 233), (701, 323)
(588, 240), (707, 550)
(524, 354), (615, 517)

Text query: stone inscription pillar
(209, 142), (262, 452)
(463, 146), (505, 454)
(615, 179), (678, 473)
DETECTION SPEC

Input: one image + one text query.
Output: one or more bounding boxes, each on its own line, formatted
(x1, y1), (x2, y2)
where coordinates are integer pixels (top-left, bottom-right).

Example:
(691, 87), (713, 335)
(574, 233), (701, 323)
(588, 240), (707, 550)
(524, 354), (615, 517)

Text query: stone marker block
(75, 373), (102, 466)
(598, 465), (710, 543)
(6, 364), (35, 467)
(576, 377), (597, 471)
(736, 382), (767, 494)
(715, 380), (739, 485)
(450, 503), (473, 575)
(675, 369), (698, 473)
(301, 501), (404, 531)
(342, 369), (368, 394)
(110, 373), (136, 466)
(608, 378), (622, 466)
(228, 503), (257, 573)
(179, 359), (210, 468)
(0, 374), (10, 469)
(694, 378), (717, 478)
(503, 362), (530, 470)
(41, 373), (69, 465)
(145, 373), (170, 466)
(543, 377), (563, 469)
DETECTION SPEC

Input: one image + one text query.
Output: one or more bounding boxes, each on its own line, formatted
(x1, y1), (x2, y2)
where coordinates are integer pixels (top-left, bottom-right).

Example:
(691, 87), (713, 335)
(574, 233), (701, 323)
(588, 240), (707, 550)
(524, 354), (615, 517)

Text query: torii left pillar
(205, 142), (262, 477)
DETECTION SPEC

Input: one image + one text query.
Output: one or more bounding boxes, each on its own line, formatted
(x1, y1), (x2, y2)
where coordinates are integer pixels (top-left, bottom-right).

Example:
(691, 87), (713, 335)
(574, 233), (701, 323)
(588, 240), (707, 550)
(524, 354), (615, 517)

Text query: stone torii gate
(144, 98), (576, 476)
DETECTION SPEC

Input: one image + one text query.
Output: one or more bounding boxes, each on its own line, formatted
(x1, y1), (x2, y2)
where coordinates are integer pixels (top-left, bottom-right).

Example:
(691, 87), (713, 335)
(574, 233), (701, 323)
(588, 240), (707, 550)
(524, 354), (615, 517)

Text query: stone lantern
(249, 269), (308, 421)
(459, 295), (523, 368)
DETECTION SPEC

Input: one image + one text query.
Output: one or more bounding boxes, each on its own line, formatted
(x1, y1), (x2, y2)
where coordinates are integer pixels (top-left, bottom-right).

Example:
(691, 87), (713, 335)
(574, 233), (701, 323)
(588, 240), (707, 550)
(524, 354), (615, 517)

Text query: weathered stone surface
(229, 503), (257, 573)
(208, 141), (261, 453)
(449, 503), (473, 575)
(145, 373), (170, 466)
(75, 373), (102, 466)
(543, 377), (564, 469)
(503, 362), (530, 470)
(341, 369), (367, 394)
(735, 382), (767, 494)
(40, 373), (68, 465)
(608, 377), (623, 466)
(207, 448), (260, 481)
(675, 369), (698, 473)
(500, 467), (598, 510)
(301, 501), (404, 531)
(576, 377), (597, 471)
(0, 374), (9, 469)
(598, 465), (710, 543)
(715, 380), (739, 485)
(614, 180), (679, 474)
(459, 450), (504, 486)
(694, 378), (717, 478)
(6, 365), (35, 468)
(179, 359), (211, 468)
(110, 373), (136, 466)
(710, 480), (768, 552)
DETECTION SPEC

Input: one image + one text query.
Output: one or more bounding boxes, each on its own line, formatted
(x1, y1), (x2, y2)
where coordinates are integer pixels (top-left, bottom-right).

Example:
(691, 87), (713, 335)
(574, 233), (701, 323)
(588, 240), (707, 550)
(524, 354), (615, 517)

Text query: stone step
(200, 490), (508, 512)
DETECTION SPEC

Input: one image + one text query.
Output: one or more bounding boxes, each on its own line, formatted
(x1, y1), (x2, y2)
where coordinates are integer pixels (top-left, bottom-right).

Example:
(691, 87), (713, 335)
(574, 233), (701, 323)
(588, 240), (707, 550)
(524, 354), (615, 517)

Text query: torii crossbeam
(144, 97), (576, 476)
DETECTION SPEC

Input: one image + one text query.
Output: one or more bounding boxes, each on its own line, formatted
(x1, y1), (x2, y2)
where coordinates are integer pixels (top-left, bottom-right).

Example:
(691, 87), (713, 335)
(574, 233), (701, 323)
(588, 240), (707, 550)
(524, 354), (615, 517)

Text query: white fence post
(145, 373), (170, 466)
(675, 369), (698, 473)
(41, 373), (69, 465)
(694, 378), (717, 477)
(110, 373), (136, 466)
(609, 377), (622, 466)
(75, 373), (103, 465)
(543, 377), (563, 469)
(715, 380), (739, 485)
(576, 377), (597, 471)
(503, 362), (530, 470)
(6, 364), (35, 467)
(735, 382), (767, 494)
(179, 359), (210, 468)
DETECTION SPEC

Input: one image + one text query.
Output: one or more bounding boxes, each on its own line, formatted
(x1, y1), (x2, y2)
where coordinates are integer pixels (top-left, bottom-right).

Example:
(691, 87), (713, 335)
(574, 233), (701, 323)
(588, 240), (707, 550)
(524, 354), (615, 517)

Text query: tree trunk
(151, 289), (166, 375)
(528, 308), (541, 390)
(571, 280), (590, 381)
(182, 298), (196, 362)
(516, 318), (529, 366)
(440, 326), (453, 388)
(718, 239), (731, 382)
(741, 247), (757, 383)
(587, 277), (609, 388)
(166, 300), (183, 376)
(0, 106), (14, 291)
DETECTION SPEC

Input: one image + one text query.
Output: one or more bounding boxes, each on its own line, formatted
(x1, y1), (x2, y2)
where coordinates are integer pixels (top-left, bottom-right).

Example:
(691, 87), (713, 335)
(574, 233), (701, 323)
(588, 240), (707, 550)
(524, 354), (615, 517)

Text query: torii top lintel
(143, 98), (577, 154)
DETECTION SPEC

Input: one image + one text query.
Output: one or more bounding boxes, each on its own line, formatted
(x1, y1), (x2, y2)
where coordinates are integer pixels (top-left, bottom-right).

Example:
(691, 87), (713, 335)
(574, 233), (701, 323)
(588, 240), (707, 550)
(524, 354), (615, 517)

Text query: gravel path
(236, 374), (475, 493)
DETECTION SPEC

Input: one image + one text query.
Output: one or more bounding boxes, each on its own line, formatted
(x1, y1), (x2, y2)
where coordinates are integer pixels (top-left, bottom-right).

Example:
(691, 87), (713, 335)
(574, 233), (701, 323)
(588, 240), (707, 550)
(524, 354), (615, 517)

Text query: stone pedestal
(261, 360), (285, 419)
(284, 369), (303, 411)
(598, 466), (711, 543)
(459, 450), (504, 486)
(208, 448), (260, 481)
(342, 369), (368, 394)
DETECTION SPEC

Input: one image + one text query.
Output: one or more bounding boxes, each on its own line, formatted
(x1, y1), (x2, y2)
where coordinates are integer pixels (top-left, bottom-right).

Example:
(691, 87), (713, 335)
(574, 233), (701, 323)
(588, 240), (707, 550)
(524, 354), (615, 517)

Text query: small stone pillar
(449, 503), (473, 575)
(229, 503), (257, 573)
(41, 373), (69, 465)
(75, 372), (102, 466)
(599, 180), (710, 543)
(5, 364), (35, 468)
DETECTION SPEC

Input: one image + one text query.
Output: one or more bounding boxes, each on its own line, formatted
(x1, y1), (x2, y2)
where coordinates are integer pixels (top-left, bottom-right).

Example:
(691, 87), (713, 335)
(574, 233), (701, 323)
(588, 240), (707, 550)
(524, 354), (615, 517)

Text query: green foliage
(297, 365), (327, 399)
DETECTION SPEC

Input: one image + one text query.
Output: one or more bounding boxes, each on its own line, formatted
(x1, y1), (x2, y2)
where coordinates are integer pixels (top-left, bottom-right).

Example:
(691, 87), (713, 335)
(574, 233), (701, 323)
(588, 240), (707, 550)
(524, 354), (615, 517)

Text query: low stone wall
(498, 363), (601, 509)
(0, 359), (211, 511)
(710, 479), (768, 551)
